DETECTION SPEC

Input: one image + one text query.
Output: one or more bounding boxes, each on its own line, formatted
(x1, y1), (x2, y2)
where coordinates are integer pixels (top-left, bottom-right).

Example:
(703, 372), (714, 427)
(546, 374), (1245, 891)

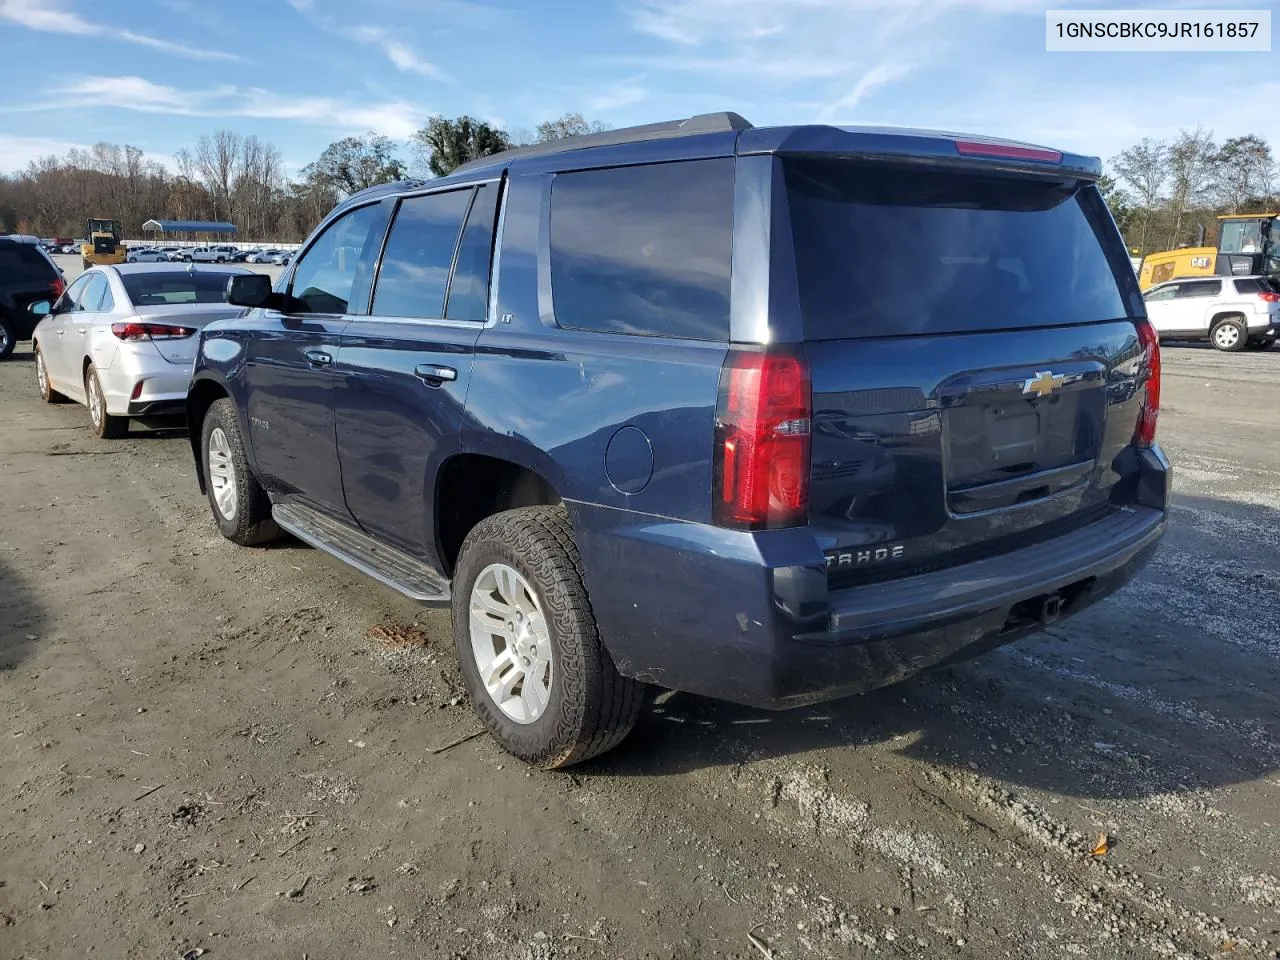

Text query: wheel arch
(435, 453), (563, 578)
(1209, 311), (1247, 329)
(186, 375), (232, 493)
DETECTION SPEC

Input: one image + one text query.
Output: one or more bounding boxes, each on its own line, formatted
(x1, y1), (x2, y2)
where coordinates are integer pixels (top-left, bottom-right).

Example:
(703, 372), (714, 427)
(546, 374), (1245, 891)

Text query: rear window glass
(549, 158), (734, 341)
(0, 244), (56, 284)
(1233, 277), (1276, 294)
(783, 160), (1132, 339)
(122, 271), (238, 305)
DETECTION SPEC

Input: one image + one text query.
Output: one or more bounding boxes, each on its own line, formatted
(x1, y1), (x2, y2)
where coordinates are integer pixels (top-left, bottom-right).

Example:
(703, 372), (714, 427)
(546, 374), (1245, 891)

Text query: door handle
(414, 363), (457, 385)
(304, 350), (332, 366)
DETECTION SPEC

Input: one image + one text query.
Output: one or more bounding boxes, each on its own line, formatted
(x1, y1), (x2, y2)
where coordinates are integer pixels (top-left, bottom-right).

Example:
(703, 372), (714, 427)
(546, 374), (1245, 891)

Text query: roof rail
(451, 111), (753, 175)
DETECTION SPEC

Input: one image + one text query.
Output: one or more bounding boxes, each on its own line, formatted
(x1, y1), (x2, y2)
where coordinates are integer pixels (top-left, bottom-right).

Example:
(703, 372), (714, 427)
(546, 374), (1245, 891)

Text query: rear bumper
(574, 445), (1171, 710)
(99, 346), (194, 418)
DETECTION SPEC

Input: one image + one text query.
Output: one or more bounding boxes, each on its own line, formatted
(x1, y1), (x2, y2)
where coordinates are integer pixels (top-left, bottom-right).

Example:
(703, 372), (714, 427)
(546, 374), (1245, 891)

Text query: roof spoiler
(451, 111), (753, 175)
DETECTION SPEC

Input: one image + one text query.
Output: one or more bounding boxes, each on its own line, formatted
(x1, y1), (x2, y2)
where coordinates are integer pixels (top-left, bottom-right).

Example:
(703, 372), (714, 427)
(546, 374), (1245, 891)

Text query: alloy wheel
(207, 426), (238, 521)
(469, 563), (553, 724)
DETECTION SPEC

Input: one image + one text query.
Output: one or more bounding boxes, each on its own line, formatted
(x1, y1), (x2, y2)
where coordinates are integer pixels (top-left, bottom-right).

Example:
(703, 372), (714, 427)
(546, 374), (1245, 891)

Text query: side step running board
(272, 502), (451, 605)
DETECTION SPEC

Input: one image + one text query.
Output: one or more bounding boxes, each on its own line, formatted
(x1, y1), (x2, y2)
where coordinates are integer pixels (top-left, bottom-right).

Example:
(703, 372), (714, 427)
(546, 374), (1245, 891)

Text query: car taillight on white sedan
(110, 322), (197, 341)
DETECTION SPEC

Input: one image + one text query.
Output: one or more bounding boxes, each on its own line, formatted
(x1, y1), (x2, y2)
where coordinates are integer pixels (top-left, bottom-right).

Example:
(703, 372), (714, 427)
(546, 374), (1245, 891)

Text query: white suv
(1143, 275), (1280, 351)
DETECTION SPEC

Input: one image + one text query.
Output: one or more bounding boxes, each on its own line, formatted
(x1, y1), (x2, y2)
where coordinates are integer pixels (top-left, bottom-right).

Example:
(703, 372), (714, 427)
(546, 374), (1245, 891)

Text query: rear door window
(548, 158), (734, 340)
(371, 188), (472, 320)
(783, 159), (1133, 339)
(444, 184), (499, 322)
(1174, 280), (1221, 299)
(0, 243), (57, 284)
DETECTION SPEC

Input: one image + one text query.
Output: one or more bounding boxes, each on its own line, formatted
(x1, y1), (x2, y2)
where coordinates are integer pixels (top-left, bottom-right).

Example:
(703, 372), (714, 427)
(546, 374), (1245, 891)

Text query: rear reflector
(713, 348), (812, 530)
(954, 139), (1063, 163)
(111, 322), (196, 341)
(130, 380), (144, 401)
(1133, 318), (1160, 447)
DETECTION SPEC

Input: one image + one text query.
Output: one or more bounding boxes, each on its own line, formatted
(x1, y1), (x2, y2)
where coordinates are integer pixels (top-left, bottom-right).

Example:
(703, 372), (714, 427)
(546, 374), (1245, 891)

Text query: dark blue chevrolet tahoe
(186, 113), (1169, 768)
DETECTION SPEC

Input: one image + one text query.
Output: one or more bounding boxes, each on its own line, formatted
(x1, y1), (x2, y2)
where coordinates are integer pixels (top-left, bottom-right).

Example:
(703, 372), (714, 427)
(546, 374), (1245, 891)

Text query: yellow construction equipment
(1137, 213), (1279, 289)
(80, 218), (127, 270)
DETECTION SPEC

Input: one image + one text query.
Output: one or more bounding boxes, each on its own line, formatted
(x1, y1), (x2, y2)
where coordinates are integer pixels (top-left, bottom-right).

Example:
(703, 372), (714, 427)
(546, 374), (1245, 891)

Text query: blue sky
(0, 0), (1277, 178)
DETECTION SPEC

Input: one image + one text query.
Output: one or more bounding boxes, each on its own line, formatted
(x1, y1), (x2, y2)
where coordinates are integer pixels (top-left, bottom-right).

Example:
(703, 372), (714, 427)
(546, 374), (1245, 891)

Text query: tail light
(953, 139), (1063, 163)
(713, 348), (811, 529)
(49, 277), (65, 298)
(1133, 318), (1160, 447)
(1258, 291), (1280, 303)
(111, 322), (196, 341)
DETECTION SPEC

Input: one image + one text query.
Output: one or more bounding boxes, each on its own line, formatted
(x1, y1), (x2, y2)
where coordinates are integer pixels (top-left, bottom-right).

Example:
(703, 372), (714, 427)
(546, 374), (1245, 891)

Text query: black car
(0, 235), (64, 360)
(187, 112), (1169, 768)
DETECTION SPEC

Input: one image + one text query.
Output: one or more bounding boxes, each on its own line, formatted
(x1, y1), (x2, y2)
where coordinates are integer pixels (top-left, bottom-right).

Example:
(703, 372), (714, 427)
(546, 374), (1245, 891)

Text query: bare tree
(194, 130), (243, 223)
(1112, 138), (1168, 255)
(1167, 127), (1217, 248)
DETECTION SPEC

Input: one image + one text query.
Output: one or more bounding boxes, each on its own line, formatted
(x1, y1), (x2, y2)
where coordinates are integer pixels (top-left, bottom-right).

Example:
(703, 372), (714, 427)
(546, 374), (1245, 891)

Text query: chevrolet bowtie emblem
(1023, 371), (1065, 398)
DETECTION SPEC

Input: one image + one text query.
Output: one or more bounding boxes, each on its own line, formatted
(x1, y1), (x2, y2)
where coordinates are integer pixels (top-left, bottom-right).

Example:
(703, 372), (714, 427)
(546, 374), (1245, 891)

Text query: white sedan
(29, 263), (250, 438)
(126, 248), (168, 262)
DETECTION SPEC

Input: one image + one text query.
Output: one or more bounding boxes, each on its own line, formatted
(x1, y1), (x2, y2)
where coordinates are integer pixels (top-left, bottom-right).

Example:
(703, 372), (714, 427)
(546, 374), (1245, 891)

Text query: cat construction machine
(80, 218), (127, 270)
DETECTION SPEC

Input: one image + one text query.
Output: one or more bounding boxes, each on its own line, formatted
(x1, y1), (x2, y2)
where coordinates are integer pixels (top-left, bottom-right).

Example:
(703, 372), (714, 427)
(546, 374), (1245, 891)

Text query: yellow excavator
(80, 218), (127, 270)
(1138, 212), (1280, 290)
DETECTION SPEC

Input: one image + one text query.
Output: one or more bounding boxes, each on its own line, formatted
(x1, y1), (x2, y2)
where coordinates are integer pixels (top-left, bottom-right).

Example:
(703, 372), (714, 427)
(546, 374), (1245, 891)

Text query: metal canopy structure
(141, 219), (237, 238)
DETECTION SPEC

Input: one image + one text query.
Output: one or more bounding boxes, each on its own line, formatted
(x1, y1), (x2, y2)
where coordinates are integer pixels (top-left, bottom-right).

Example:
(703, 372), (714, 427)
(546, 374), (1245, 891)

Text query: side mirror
(226, 273), (274, 308)
(28, 299), (51, 317)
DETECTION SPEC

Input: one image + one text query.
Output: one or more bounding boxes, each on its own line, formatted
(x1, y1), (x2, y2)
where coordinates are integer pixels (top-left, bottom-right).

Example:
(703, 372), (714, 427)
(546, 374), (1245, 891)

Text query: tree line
(0, 113), (606, 242)
(7, 114), (1272, 254)
(1105, 129), (1276, 256)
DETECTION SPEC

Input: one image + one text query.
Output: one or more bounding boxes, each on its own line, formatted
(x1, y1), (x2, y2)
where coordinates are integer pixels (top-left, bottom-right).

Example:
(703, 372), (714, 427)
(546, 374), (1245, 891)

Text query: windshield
(1219, 219), (1266, 254)
(783, 159), (1134, 339)
(122, 271), (238, 305)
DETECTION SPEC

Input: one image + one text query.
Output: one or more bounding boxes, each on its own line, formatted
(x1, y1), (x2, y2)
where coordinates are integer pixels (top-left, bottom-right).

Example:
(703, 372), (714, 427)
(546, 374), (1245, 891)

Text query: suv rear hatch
(778, 154), (1150, 587)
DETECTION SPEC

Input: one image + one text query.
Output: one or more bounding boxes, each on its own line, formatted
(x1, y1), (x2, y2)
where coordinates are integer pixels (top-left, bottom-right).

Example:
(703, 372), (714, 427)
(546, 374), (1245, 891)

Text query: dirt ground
(1, 336), (1278, 960)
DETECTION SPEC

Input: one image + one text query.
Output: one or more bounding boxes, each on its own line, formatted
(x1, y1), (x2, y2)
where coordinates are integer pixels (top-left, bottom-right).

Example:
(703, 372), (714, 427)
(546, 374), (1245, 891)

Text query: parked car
(155, 246), (184, 261)
(246, 249), (281, 264)
(58, 243), (78, 254)
(191, 245), (239, 263)
(127, 247), (169, 263)
(30, 263), (250, 437)
(186, 113), (1169, 768)
(0, 234), (65, 360)
(1142, 275), (1280, 351)
(269, 250), (292, 265)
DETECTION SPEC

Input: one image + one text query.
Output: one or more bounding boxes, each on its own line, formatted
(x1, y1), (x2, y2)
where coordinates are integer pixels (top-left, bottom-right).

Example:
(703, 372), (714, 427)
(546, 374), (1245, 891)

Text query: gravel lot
(1, 326), (1278, 959)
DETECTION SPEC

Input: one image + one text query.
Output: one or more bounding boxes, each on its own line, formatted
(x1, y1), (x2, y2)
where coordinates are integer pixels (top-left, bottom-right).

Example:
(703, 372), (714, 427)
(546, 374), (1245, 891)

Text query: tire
(1210, 318), (1247, 352)
(1245, 337), (1274, 351)
(84, 364), (128, 438)
(34, 343), (68, 402)
(0, 316), (15, 361)
(451, 505), (645, 769)
(201, 398), (280, 546)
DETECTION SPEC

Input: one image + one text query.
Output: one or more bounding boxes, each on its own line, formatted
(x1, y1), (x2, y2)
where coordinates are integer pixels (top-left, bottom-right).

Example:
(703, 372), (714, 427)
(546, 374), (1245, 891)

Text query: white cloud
(818, 62), (915, 123)
(0, 134), (177, 174)
(349, 26), (446, 79)
(0, 134), (90, 173)
(585, 83), (648, 113)
(0, 0), (243, 61)
(33, 76), (427, 141)
(287, 5), (447, 80)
